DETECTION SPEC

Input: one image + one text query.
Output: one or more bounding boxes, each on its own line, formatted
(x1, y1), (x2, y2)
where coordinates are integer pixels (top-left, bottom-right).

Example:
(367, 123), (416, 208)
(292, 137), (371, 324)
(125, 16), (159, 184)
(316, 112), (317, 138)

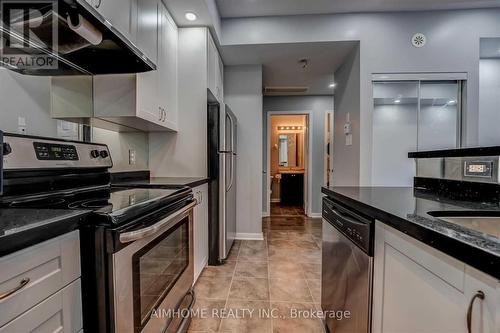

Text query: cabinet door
(91, 0), (136, 42)
(207, 33), (218, 100)
(136, 0), (160, 126)
(373, 222), (500, 333)
(158, 4), (178, 129)
(216, 53), (224, 102)
(136, 0), (158, 64)
(193, 184), (209, 283)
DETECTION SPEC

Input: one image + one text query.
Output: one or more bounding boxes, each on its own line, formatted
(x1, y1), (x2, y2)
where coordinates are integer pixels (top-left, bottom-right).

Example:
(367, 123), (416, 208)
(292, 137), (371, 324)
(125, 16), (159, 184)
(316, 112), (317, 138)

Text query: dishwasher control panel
(322, 197), (374, 254)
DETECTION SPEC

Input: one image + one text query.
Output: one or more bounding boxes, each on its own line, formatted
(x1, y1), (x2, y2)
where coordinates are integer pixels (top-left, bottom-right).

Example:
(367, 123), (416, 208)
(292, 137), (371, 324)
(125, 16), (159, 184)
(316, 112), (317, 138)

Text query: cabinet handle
(95, 0), (102, 8)
(158, 107), (162, 121)
(467, 290), (485, 333)
(0, 277), (30, 300)
(162, 108), (166, 121)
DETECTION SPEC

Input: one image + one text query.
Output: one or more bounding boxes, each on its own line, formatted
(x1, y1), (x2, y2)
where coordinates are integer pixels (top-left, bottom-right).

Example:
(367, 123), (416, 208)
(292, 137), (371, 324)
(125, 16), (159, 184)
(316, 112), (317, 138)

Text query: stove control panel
(34, 142), (79, 161)
(2, 133), (113, 170)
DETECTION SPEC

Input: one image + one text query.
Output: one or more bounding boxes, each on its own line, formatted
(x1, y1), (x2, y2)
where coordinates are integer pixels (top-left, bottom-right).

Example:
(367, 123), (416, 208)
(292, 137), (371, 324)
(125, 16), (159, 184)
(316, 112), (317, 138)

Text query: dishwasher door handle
(330, 206), (369, 226)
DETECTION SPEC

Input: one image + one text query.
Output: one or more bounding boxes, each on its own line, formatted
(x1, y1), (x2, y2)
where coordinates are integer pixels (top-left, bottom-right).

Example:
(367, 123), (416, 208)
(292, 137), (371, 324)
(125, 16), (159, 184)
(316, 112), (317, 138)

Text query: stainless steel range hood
(0, 0), (156, 75)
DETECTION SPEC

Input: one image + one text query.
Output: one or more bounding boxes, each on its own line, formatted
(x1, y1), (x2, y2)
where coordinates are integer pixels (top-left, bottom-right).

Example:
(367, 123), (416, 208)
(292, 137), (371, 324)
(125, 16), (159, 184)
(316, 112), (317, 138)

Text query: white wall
(263, 96), (333, 215)
(225, 65), (263, 237)
(333, 45), (360, 186)
(149, 28), (208, 177)
(479, 59), (500, 146)
(221, 8), (500, 185)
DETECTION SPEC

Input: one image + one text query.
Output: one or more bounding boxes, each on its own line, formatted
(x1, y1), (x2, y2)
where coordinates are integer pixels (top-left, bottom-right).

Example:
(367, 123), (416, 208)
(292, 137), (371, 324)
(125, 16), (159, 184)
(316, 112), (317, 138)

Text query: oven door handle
(119, 201), (197, 243)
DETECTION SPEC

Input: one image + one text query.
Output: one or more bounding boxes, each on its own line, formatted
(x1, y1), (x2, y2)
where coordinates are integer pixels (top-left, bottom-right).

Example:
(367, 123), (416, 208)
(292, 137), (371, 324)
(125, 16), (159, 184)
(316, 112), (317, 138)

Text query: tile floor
(188, 215), (323, 333)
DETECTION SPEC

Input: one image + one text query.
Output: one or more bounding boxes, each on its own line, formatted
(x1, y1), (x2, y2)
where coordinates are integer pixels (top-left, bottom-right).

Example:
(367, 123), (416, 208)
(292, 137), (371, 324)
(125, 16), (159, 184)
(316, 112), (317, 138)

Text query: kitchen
(0, 1), (500, 333)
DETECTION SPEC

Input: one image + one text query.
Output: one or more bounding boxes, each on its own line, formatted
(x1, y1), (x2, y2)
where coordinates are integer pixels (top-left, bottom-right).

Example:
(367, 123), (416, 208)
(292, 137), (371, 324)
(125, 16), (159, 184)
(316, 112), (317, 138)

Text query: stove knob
(90, 149), (100, 158)
(99, 150), (109, 158)
(2, 143), (12, 156)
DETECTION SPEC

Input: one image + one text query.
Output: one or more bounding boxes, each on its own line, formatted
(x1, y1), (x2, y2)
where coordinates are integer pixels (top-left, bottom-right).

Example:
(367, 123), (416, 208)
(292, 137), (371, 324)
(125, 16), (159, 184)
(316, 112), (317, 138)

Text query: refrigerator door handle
(226, 153), (234, 192)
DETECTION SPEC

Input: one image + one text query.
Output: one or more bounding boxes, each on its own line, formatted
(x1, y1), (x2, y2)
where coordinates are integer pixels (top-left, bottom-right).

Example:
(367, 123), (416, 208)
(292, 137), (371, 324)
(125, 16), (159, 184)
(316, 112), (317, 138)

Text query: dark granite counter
(0, 209), (90, 256)
(115, 177), (208, 188)
(322, 186), (500, 279)
(111, 171), (208, 188)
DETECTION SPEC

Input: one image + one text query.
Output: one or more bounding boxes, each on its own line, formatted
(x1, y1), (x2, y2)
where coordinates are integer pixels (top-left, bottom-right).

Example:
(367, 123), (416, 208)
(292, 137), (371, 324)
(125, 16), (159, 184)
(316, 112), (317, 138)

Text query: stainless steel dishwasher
(322, 197), (374, 333)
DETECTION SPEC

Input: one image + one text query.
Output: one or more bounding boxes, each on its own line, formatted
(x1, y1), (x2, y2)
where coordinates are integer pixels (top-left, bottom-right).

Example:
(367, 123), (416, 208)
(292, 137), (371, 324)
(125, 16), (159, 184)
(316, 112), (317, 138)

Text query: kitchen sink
(428, 211), (500, 238)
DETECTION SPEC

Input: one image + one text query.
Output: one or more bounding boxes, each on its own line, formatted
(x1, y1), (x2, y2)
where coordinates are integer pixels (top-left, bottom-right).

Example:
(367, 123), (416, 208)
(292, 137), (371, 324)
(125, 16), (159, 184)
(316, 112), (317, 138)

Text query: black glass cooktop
(5, 186), (192, 226)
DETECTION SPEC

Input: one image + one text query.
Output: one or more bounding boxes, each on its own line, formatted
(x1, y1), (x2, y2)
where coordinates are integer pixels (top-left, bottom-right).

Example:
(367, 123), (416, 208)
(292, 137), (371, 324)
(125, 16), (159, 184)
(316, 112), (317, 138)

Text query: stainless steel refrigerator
(208, 102), (237, 264)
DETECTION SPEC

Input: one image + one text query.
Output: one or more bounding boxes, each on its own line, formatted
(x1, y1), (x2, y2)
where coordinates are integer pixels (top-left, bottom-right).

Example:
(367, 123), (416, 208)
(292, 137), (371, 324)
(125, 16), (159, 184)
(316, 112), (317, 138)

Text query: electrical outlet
(129, 149), (136, 165)
(18, 116), (26, 134)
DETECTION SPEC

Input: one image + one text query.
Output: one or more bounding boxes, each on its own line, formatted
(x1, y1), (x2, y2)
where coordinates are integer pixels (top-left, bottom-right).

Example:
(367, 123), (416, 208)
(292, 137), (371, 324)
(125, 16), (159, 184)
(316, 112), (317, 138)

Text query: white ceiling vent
(411, 33), (427, 48)
(264, 86), (309, 94)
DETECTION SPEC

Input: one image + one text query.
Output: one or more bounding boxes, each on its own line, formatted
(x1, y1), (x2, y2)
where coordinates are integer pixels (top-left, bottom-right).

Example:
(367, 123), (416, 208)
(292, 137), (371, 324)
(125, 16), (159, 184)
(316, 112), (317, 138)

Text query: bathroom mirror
(278, 133), (301, 167)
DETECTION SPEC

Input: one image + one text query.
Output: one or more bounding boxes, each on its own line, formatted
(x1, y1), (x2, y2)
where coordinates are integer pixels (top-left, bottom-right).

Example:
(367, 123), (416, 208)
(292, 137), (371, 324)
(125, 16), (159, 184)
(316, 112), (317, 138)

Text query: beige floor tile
(201, 261), (236, 278)
(238, 246), (268, 261)
(301, 263), (321, 280)
(234, 261), (268, 278)
(306, 279), (321, 303)
(187, 298), (225, 332)
(269, 278), (313, 303)
(241, 240), (267, 251)
(194, 276), (232, 300)
(271, 302), (324, 333)
(268, 261), (304, 279)
(226, 246), (240, 261)
(219, 300), (272, 333)
(229, 277), (270, 301)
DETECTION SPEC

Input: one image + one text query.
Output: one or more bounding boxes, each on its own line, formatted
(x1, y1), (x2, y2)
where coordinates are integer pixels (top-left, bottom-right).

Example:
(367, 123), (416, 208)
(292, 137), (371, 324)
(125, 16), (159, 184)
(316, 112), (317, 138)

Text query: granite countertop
(0, 208), (90, 256)
(322, 186), (500, 279)
(113, 176), (208, 188)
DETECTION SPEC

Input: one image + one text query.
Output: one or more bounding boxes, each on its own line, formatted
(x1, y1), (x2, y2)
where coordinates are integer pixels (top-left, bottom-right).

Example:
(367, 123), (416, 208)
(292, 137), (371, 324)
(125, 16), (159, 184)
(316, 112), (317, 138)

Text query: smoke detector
(411, 33), (427, 48)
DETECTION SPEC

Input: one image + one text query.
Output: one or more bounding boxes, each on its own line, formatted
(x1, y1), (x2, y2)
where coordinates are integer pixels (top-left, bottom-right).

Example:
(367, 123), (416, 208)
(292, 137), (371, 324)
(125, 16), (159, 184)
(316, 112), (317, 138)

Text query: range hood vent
(0, 0), (155, 75)
(264, 86), (309, 94)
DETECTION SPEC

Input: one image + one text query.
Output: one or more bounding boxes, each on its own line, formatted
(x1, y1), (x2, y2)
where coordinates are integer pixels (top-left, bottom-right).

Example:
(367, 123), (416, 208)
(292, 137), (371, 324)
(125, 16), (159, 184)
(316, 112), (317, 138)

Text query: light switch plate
(346, 134), (352, 146)
(129, 149), (136, 165)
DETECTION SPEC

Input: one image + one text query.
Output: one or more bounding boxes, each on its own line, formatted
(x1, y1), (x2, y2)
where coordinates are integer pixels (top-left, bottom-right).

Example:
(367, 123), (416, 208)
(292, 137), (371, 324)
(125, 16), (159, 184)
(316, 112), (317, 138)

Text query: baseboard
(308, 212), (322, 218)
(235, 232), (264, 240)
(262, 212), (270, 217)
(270, 199), (280, 203)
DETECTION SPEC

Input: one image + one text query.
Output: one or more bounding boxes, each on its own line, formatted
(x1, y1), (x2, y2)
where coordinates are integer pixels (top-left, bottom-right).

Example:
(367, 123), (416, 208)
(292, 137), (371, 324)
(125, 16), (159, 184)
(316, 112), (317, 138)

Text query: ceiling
(480, 38), (500, 59)
(221, 41), (358, 95)
(216, 0), (500, 18)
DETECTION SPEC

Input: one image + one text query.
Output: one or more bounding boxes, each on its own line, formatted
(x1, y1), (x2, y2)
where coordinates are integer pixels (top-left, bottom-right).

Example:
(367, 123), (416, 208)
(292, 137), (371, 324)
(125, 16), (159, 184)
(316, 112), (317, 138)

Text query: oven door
(113, 201), (196, 333)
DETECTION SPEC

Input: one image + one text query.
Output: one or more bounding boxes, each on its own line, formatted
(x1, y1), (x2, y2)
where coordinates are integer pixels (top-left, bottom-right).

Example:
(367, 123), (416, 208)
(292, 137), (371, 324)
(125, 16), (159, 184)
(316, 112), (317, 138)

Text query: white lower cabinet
(193, 183), (209, 283)
(0, 279), (82, 333)
(373, 222), (500, 333)
(0, 231), (82, 333)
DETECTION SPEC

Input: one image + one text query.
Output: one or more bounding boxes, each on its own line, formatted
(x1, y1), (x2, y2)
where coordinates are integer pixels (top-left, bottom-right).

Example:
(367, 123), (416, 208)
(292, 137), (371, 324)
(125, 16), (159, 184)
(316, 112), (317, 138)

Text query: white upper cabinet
(89, 0), (178, 132)
(85, 0), (137, 43)
(136, 0), (158, 64)
(207, 32), (224, 103)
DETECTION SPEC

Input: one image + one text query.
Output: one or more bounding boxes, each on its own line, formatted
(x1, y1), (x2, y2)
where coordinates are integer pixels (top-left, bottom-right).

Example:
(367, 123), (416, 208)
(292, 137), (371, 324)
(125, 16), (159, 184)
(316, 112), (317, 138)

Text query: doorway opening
(268, 114), (309, 217)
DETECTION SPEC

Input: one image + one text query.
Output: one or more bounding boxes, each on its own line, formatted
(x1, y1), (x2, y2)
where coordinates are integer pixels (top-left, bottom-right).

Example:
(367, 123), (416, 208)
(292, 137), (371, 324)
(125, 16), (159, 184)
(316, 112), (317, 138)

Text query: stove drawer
(0, 231), (81, 328)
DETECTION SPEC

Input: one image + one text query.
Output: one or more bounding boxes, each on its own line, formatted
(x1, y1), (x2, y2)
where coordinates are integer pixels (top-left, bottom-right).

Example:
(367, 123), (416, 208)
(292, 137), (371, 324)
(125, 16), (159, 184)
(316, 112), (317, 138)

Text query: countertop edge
(321, 187), (500, 279)
(0, 210), (90, 257)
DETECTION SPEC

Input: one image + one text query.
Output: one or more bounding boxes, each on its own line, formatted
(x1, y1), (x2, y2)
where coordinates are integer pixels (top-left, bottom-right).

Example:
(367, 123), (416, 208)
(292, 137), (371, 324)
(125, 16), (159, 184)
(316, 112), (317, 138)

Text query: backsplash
(0, 70), (149, 172)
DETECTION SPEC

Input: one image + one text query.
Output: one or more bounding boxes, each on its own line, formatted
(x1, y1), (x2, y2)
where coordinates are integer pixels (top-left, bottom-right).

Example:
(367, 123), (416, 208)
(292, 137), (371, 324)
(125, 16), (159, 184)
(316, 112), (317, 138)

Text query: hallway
(189, 215), (323, 333)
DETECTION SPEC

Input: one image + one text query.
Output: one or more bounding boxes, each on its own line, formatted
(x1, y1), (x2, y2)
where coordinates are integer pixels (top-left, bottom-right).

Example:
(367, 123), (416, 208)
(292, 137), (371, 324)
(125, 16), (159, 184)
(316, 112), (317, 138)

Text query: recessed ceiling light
(329, 83), (336, 88)
(394, 99), (401, 104)
(185, 12), (197, 21)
